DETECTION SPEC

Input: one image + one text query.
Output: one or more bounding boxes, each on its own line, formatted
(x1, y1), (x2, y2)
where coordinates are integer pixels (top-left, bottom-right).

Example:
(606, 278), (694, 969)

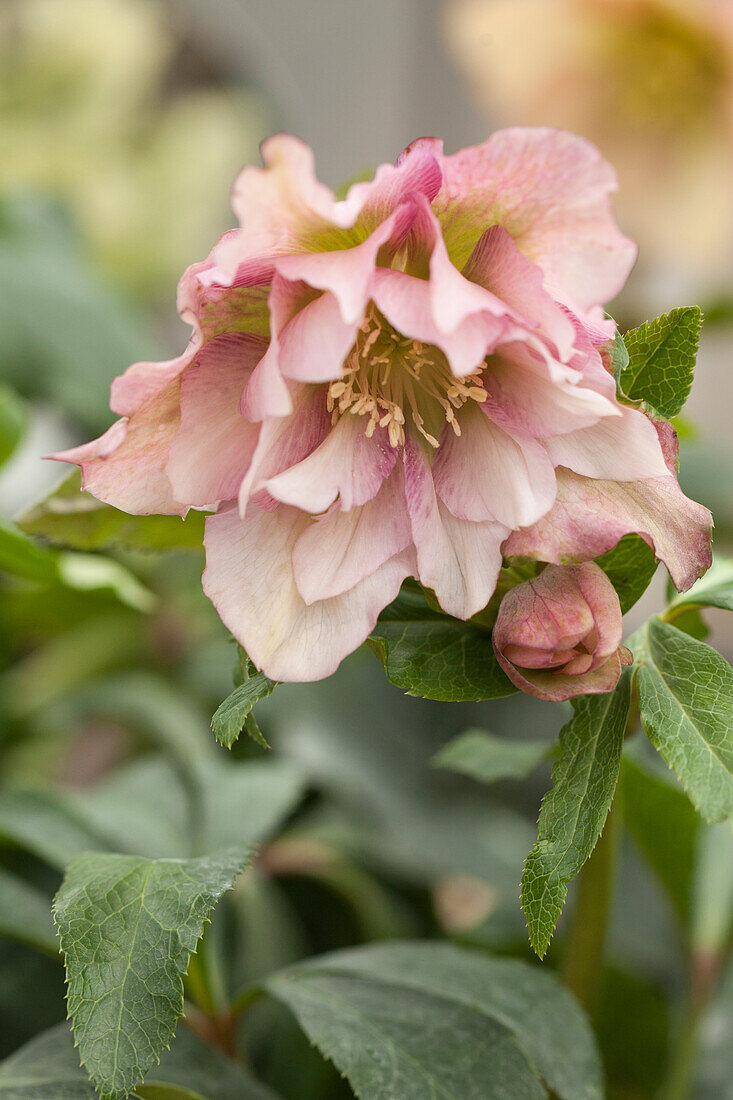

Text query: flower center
(327, 305), (488, 449)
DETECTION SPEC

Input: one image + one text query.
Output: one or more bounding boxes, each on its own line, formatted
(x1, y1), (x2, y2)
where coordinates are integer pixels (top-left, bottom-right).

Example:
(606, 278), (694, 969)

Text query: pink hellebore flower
(54, 130), (712, 683)
(493, 562), (632, 701)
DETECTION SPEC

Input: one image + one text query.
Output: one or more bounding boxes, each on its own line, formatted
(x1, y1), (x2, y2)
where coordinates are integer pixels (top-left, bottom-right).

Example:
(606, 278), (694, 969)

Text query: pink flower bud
(492, 562), (631, 701)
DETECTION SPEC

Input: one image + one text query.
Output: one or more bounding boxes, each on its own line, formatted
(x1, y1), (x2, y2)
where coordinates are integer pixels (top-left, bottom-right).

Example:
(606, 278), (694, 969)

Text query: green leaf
(632, 617), (733, 822)
(135, 1088), (207, 1100)
(0, 382), (27, 468)
(602, 329), (629, 387)
(267, 941), (602, 1100)
(54, 848), (251, 1100)
(691, 821), (733, 955)
(620, 753), (700, 925)
(522, 670), (632, 957)
(619, 306), (702, 419)
(0, 869), (58, 956)
(666, 556), (733, 615)
(211, 673), (277, 750)
(0, 788), (109, 869)
(17, 471), (205, 552)
(369, 586), (516, 702)
(0, 1023), (278, 1100)
(433, 729), (553, 784)
(595, 533), (658, 614)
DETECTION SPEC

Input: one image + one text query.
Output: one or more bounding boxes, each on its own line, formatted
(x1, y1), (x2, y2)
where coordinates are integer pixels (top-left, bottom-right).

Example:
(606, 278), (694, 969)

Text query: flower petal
(403, 437), (506, 618)
(292, 467), (412, 603)
(504, 467), (713, 592)
(544, 405), (669, 480)
(496, 649), (623, 702)
(202, 504), (415, 681)
(432, 402), (556, 527)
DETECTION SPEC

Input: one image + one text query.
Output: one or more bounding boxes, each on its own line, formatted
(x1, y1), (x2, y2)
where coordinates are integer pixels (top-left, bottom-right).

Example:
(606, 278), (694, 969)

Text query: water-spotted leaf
(595, 534), (658, 614)
(522, 670), (632, 957)
(433, 729), (552, 784)
(17, 471), (205, 552)
(619, 306), (702, 419)
(54, 849), (250, 1100)
(633, 618), (733, 822)
(267, 941), (601, 1100)
(369, 586), (515, 702)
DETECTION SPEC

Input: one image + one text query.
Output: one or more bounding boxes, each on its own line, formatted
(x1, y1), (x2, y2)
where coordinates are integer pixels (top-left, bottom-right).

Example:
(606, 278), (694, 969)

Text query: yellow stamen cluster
(326, 305), (488, 449)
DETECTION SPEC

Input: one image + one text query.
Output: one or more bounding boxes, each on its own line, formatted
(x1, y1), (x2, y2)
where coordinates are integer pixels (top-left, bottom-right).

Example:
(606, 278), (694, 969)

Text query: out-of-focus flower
(0, 0), (263, 296)
(55, 131), (712, 682)
(445, 0), (733, 306)
(492, 562), (631, 700)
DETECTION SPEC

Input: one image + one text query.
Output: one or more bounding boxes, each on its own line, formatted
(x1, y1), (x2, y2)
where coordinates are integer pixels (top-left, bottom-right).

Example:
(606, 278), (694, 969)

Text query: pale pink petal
(433, 127), (637, 308)
(496, 650), (623, 702)
(544, 405), (669, 480)
(202, 504), (415, 681)
(482, 340), (618, 438)
(263, 414), (396, 514)
(463, 225), (576, 359)
(276, 291), (360, 383)
(165, 334), (265, 507)
(292, 467), (412, 603)
(346, 138), (443, 231)
(52, 383), (184, 516)
(432, 402), (556, 527)
(403, 438), (506, 618)
(504, 468), (713, 592)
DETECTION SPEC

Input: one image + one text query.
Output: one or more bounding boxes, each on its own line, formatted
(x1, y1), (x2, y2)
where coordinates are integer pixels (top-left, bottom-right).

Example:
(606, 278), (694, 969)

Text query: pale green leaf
(433, 730), (552, 784)
(632, 618), (733, 822)
(0, 868), (57, 956)
(267, 941), (601, 1100)
(0, 383), (27, 468)
(666, 557), (733, 616)
(619, 306), (702, 419)
(135, 1088), (207, 1100)
(54, 849), (250, 1100)
(0, 788), (109, 869)
(521, 671), (632, 957)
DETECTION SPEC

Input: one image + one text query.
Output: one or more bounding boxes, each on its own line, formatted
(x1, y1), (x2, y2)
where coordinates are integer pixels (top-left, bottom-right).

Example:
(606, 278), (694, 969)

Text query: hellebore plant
(14, 129), (731, 1100)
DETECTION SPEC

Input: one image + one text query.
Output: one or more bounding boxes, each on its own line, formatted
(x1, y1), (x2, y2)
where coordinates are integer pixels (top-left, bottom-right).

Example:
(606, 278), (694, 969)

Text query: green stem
(661, 948), (723, 1100)
(562, 794), (622, 1016)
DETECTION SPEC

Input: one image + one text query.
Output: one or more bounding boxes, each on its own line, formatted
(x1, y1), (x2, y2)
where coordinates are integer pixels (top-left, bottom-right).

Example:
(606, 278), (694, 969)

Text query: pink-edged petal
(432, 402), (556, 527)
(544, 405), (669, 480)
(239, 385), (331, 513)
(504, 467), (713, 592)
(573, 561), (624, 659)
(403, 437), (506, 619)
(292, 467), (412, 603)
(165, 333), (264, 507)
(277, 291), (360, 383)
(483, 340), (618, 439)
(263, 413), (397, 514)
(495, 649), (623, 703)
(463, 226), (576, 359)
(371, 267), (507, 377)
(433, 127), (637, 308)
(346, 138), (444, 231)
(51, 383), (184, 516)
(202, 504), (415, 682)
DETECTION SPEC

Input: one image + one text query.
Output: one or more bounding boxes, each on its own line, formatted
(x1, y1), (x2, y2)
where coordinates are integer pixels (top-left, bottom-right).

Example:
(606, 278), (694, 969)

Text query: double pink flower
(57, 129), (712, 692)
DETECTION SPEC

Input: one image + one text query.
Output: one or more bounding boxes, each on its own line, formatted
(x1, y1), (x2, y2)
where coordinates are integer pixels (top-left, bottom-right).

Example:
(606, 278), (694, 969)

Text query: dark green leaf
(267, 941), (601, 1100)
(369, 587), (515, 702)
(17, 471), (205, 553)
(0, 869), (58, 956)
(0, 383), (27, 468)
(211, 674), (277, 750)
(595, 534), (658, 614)
(620, 754), (700, 925)
(433, 729), (552, 783)
(522, 671), (632, 956)
(619, 306), (702, 419)
(632, 618), (733, 822)
(54, 849), (250, 1100)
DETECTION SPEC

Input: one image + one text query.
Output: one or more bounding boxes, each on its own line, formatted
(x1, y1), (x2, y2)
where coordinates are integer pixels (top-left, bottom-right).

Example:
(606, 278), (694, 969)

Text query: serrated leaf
(620, 754), (700, 926)
(632, 617), (733, 822)
(0, 1023), (277, 1100)
(211, 674), (277, 750)
(619, 306), (702, 419)
(369, 586), (516, 702)
(595, 534), (658, 614)
(522, 670), (632, 957)
(17, 471), (205, 552)
(0, 869), (58, 956)
(54, 848), (251, 1100)
(267, 941), (602, 1100)
(0, 382), (27, 468)
(433, 730), (553, 784)
(666, 556), (733, 616)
